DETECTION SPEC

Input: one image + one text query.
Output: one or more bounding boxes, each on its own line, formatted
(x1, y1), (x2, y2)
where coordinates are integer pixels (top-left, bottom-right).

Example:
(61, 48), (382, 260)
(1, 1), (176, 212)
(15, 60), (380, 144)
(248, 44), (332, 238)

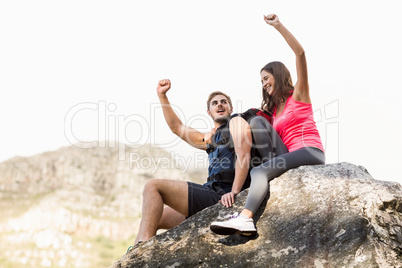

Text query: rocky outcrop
(0, 143), (190, 195)
(113, 162), (402, 268)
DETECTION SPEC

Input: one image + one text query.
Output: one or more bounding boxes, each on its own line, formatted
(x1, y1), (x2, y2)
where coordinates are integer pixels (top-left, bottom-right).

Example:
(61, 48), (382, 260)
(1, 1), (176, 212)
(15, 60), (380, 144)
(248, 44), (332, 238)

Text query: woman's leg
(210, 147), (325, 236)
(243, 147), (325, 214)
(249, 116), (288, 161)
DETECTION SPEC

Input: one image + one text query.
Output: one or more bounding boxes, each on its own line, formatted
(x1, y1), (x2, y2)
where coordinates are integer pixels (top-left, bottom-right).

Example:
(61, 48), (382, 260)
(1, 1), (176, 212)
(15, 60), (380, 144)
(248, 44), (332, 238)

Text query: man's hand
(157, 79), (171, 96)
(263, 13), (280, 27)
(220, 191), (237, 207)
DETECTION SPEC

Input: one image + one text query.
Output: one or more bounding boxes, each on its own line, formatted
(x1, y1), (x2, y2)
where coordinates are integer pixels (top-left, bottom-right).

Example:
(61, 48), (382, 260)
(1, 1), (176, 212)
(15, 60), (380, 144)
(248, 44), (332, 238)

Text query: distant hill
(0, 143), (207, 267)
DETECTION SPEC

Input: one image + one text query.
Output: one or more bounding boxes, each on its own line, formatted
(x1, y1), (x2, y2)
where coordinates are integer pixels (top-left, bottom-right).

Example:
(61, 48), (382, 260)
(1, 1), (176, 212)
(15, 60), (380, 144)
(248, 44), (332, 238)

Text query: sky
(1, 1), (401, 185)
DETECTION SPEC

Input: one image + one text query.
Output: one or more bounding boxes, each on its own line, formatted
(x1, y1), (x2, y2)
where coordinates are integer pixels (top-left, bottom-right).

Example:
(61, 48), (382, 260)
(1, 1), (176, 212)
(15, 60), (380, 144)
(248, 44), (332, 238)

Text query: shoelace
(226, 212), (239, 220)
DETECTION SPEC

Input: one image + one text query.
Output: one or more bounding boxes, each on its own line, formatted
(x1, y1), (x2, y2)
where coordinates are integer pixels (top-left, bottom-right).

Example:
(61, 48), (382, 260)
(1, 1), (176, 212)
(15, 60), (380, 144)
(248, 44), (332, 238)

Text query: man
(130, 79), (252, 248)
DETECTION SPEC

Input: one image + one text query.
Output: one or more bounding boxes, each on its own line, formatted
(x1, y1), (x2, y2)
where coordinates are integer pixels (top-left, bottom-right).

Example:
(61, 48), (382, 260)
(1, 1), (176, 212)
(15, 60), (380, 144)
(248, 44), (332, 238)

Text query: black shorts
(187, 181), (230, 217)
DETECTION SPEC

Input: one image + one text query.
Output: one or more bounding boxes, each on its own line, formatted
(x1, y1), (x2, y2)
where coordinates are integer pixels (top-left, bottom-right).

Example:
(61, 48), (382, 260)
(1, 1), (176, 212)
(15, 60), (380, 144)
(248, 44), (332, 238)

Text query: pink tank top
(272, 95), (324, 153)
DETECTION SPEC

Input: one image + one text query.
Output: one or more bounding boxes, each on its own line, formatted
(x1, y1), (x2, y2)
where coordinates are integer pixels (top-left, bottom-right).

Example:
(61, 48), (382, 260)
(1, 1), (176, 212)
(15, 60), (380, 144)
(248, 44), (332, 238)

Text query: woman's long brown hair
(260, 61), (294, 116)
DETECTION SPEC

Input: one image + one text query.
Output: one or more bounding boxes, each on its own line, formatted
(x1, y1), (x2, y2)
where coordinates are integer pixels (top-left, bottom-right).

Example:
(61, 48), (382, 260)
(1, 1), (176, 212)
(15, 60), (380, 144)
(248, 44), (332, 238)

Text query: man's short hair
(206, 91), (233, 111)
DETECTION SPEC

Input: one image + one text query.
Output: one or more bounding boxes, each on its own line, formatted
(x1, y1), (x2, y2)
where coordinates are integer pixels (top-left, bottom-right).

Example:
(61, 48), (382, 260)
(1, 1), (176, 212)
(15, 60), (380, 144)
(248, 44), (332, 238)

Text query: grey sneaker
(210, 212), (257, 236)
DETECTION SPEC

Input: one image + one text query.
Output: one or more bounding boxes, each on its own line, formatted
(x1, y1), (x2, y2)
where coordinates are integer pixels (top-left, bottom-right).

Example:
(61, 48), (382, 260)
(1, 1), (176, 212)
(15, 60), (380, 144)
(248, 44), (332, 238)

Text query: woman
(210, 13), (325, 236)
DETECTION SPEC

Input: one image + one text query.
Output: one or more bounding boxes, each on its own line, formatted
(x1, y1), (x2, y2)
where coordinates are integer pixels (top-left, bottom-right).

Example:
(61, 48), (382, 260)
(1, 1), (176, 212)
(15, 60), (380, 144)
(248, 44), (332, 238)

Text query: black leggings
(244, 116), (325, 214)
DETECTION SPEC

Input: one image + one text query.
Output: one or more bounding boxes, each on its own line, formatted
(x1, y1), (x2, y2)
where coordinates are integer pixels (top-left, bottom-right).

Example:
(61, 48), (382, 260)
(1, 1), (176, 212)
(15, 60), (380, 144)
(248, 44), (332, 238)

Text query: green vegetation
(78, 235), (136, 267)
(0, 191), (50, 220)
(0, 232), (136, 268)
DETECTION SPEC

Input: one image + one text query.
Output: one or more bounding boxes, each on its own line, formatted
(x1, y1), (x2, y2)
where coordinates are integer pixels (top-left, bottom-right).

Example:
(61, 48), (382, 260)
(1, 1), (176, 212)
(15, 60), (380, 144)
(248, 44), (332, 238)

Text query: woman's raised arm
(264, 14), (310, 103)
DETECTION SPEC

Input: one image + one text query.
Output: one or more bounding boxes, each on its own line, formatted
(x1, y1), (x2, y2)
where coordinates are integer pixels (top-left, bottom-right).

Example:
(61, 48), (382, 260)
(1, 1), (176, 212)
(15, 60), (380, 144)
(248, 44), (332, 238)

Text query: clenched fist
(157, 79), (171, 96)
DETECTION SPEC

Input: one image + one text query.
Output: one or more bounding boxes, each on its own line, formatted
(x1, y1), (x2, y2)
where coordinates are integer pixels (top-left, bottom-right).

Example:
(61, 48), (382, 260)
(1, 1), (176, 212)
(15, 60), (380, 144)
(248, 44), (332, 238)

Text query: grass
(0, 191), (50, 220)
(0, 232), (137, 268)
(77, 235), (137, 267)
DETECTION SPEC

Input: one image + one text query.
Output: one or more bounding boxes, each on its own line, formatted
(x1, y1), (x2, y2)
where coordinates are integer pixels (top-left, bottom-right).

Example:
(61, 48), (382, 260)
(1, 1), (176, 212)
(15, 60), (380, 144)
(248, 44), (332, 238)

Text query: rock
(112, 162), (402, 268)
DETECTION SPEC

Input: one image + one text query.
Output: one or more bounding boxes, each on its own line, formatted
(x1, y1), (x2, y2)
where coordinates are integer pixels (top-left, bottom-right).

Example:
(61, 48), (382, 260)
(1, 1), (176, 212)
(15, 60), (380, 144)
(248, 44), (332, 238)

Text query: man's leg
(158, 206), (186, 230)
(134, 179), (188, 243)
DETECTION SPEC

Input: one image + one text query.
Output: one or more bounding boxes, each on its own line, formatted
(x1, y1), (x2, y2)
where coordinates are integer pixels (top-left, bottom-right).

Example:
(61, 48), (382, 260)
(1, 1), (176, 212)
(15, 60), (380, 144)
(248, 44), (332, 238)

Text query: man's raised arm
(157, 79), (207, 150)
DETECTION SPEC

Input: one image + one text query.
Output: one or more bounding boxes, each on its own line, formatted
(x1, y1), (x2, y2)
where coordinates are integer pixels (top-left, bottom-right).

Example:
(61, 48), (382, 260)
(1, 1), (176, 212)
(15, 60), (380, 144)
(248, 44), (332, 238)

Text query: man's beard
(213, 115), (230, 125)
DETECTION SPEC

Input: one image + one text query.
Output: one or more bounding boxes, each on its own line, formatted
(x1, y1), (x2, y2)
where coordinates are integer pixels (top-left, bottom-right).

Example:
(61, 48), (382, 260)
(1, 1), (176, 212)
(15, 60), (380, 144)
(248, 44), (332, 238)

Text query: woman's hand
(220, 192), (236, 207)
(263, 13), (280, 27)
(157, 79), (171, 96)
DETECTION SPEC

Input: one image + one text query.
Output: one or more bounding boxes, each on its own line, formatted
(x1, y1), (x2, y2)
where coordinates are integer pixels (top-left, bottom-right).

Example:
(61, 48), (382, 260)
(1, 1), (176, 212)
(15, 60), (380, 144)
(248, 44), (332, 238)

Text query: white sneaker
(210, 212), (257, 236)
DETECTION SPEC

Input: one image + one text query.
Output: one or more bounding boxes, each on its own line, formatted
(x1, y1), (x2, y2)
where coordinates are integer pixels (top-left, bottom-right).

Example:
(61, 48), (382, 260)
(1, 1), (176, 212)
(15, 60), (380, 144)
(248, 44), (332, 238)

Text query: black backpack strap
(207, 169), (250, 189)
(206, 120), (234, 155)
(207, 169), (235, 183)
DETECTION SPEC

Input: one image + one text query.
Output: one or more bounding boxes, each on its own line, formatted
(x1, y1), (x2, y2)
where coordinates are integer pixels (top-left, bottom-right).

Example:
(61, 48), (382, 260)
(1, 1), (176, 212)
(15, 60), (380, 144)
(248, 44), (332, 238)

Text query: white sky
(1, 1), (401, 184)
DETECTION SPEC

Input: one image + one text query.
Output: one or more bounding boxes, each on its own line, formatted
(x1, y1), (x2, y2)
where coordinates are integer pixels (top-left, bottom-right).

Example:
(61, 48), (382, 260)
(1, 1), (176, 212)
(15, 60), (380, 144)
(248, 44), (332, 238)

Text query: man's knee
(143, 178), (162, 195)
(143, 179), (188, 203)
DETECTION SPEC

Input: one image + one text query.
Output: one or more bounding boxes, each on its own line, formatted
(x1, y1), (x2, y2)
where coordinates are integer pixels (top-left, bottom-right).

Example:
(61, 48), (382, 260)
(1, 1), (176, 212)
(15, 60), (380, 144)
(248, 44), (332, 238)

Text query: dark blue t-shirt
(207, 124), (235, 177)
